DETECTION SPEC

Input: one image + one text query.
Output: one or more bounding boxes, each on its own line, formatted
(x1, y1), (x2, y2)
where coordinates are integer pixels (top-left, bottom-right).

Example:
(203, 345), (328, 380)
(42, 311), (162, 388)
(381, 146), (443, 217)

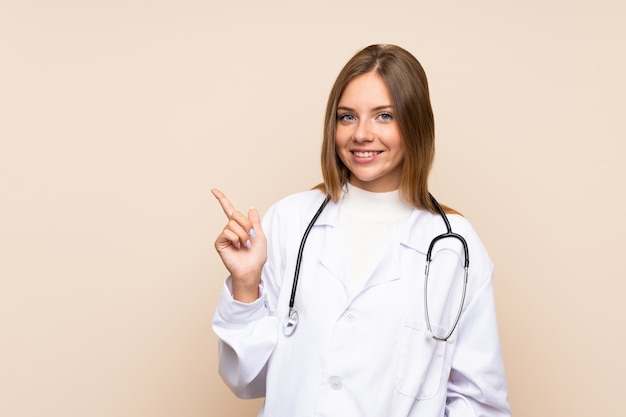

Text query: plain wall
(1, 1), (625, 416)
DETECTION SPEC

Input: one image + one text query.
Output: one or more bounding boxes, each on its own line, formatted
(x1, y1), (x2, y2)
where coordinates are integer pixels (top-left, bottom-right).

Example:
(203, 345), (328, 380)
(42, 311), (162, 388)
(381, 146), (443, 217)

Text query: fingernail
(245, 239), (252, 249)
(249, 228), (256, 239)
(236, 241), (241, 249)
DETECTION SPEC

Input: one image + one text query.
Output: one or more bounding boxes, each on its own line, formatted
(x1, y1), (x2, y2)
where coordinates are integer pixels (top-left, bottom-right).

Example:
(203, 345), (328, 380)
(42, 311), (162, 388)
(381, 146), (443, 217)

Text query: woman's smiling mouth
(352, 151), (382, 157)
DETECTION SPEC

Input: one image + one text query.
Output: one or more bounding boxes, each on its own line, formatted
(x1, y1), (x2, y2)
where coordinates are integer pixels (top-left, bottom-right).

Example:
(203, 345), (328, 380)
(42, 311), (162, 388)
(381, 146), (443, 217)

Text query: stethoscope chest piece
(283, 308), (299, 337)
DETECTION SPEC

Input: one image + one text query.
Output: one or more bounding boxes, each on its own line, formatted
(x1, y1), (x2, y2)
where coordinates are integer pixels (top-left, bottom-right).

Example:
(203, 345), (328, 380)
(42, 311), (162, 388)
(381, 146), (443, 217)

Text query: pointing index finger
(211, 188), (236, 218)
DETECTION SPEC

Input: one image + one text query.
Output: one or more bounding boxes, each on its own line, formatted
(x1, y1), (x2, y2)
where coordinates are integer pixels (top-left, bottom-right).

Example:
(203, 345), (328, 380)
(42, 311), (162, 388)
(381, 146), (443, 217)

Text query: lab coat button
(344, 311), (356, 323)
(329, 376), (343, 390)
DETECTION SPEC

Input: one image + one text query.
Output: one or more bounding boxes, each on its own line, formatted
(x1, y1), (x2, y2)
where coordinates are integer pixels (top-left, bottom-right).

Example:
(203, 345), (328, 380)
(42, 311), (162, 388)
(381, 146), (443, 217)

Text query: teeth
(353, 151), (379, 157)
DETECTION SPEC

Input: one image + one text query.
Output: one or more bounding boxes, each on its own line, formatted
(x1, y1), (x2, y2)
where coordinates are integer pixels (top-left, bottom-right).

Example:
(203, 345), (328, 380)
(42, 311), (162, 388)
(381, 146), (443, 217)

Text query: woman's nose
(353, 120), (374, 142)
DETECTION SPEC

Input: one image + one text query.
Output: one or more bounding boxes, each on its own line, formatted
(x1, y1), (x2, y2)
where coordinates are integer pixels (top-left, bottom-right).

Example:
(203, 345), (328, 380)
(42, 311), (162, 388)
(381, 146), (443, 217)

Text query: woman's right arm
(210, 189), (279, 398)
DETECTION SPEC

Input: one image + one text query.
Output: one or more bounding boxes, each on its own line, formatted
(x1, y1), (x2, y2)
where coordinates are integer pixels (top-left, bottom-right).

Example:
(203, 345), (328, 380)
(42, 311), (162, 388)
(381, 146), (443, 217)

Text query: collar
(311, 192), (436, 255)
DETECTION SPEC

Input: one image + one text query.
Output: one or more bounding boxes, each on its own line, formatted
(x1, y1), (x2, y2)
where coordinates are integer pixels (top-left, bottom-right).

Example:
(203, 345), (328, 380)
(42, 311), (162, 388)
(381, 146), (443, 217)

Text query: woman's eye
(338, 113), (356, 122)
(378, 112), (393, 121)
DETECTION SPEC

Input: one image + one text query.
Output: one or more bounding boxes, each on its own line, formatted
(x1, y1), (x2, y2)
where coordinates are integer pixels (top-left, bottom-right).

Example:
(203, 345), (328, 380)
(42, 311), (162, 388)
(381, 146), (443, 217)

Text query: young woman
(211, 44), (510, 416)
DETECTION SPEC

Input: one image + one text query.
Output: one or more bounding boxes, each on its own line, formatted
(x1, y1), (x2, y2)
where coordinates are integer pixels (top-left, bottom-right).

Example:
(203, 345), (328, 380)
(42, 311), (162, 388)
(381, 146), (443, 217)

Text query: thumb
(248, 206), (264, 237)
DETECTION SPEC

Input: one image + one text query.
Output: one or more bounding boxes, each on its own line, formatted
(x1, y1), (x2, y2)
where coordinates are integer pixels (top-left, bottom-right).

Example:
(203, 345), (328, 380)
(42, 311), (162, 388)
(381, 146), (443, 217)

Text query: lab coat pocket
(394, 318), (447, 400)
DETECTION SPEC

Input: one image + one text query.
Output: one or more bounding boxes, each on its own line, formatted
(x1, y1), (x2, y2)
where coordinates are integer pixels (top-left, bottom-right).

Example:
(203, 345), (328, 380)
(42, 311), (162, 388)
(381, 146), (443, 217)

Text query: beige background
(1, 1), (624, 416)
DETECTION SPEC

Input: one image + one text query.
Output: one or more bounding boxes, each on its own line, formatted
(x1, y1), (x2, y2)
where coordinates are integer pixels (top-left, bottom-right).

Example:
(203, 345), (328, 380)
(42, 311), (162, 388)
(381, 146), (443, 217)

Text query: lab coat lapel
(363, 209), (434, 289)
(400, 209), (435, 255)
(362, 243), (401, 288)
(313, 199), (349, 286)
(312, 198), (436, 291)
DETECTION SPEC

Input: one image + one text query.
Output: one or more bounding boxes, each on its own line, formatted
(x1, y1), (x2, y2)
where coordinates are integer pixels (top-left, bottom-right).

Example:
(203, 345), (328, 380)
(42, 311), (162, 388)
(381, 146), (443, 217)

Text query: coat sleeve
(211, 203), (284, 399)
(211, 279), (277, 398)
(445, 263), (511, 417)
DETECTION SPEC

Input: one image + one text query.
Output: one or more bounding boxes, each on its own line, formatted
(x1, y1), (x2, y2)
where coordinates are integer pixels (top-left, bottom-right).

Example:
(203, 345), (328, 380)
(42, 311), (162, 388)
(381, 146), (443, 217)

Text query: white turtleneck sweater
(338, 183), (413, 294)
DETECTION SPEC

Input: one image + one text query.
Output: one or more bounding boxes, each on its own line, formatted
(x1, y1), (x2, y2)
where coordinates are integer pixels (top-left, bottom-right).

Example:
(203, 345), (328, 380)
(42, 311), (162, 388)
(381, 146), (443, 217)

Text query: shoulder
(271, 189), (327, 212)
(413, 210), (481, 242)
(448, 214), (493, 278)
(261, 190), (329, 254)
(444, 213), (480, 238)
(262, 189), (328, 227)
(446, 214), (489, 253)
(436, 213), (493, 280)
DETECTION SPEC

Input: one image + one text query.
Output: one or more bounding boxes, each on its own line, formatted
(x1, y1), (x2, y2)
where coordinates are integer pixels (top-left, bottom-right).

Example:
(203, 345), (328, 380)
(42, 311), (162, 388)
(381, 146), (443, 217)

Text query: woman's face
(335, 72), (404, 193)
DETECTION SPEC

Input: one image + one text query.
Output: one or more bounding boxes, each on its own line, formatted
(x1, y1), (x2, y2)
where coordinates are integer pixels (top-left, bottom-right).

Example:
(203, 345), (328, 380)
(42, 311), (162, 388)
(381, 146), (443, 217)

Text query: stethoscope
(282, 193), (469, 343)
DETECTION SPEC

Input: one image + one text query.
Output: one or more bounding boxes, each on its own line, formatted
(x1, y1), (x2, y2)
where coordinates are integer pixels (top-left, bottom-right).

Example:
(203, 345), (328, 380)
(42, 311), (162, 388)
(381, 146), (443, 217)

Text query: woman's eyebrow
(336, 105), (393, 112)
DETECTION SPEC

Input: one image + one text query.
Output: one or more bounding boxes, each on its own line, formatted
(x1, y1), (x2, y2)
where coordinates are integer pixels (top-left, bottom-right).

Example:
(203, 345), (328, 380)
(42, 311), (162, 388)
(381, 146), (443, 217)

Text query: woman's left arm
(445, 263), (511, 416)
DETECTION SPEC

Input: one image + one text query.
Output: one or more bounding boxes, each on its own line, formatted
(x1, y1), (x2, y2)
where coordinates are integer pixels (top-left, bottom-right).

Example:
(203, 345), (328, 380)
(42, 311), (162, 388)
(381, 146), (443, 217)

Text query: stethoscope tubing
(288, 195), (331, 309)
(424, 194), (470, 342)
(284, 192), (470, 342)
(283, 195), (330, 336)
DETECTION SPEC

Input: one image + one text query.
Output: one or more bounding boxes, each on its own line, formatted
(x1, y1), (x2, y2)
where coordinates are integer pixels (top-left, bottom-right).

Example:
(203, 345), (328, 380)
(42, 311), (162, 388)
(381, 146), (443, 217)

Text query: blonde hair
(316, 44), (448, 213)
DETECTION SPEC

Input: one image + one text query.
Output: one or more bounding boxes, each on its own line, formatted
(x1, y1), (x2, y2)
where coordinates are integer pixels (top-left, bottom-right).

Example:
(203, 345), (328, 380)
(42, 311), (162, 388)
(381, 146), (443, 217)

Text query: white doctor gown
(212, 190), (510, 417)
